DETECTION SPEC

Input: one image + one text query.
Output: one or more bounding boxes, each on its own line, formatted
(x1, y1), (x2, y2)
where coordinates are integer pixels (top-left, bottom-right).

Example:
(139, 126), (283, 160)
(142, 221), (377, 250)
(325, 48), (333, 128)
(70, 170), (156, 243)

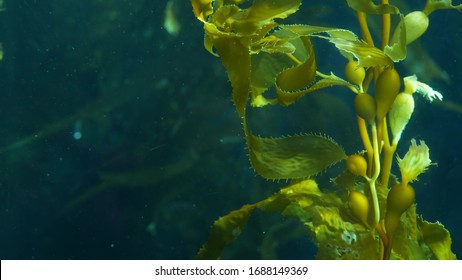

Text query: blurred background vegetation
(0, 0), (460, 259)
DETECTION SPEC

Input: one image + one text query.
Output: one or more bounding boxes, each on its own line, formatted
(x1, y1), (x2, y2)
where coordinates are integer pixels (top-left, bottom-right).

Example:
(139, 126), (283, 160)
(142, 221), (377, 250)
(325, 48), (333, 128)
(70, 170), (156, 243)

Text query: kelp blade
(279, 24), (394, 68)
(197, 180), (379, 259)
(276, 36), (316, 93)
(420, 219), (457, 260)
(247, 134), (347, 180)
(197, 180), (457, 259)
(385, 14), (407, 62)
(197, 180), (324, 259)
(231, 0), (302, 35)
(191, 0), (213, 22)
(197, 204), (255, 260)
(212, 36), (251, 117)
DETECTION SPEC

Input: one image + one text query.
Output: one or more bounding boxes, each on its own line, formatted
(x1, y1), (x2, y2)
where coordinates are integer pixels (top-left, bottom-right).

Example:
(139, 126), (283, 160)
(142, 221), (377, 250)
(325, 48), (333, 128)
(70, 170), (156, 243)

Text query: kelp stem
(357, 116), (374, 177)
(356, 12), (375, 47)
(381, 146), (395, 188)
(369, 123), (381, 227)
(379, 117), (396, 187)
(384, 242), (393, 260)
(376, 221), (388, 259)
(286, 53), (303, 65)
(381, 0), (391, 50)
(380, 118), (396, 187)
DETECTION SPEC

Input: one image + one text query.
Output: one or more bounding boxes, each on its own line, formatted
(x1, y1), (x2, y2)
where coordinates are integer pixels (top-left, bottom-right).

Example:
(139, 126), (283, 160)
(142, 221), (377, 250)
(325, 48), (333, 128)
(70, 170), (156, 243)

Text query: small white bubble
(73, 131), (82, 140)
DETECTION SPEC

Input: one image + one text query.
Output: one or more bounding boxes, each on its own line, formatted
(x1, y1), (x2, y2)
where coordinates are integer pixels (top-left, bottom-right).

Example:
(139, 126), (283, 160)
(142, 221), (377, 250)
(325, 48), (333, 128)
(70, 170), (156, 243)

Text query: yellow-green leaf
(279, 24), (358, 41)
(424, 0), (462, 15)
(191, 0), (213, 22)
(197, 204), (255, 259)
(386, 14), (407, 62)
(250, 52), (292, 106)
(276, 71), (357, 106)
(251, 35), (296, 55)
(211, 4), (242, 30)
(326, 37), (393, 68)
(276, 36), (316, 92)
(420, 219), (457, 260)
(213, 36), (251, 118)
(230, 0), (301, 35)
(247, 133), (347, 180)
(279, 24), (393, 68)
(196, 180), (322, 259)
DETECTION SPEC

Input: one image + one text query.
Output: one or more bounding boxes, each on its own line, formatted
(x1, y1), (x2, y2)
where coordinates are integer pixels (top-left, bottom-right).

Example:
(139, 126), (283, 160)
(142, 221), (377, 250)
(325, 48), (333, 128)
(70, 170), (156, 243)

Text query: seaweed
(191, 0), (459, 259)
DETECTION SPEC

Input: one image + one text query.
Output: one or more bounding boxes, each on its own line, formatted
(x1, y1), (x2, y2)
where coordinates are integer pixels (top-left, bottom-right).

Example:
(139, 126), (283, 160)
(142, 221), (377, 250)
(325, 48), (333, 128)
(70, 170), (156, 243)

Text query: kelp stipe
(191, 0), (459, 260)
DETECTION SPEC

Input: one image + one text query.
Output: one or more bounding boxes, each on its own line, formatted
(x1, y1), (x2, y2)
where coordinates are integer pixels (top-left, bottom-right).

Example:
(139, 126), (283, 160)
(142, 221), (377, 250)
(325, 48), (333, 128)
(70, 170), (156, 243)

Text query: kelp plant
(191, 0), (459, 259)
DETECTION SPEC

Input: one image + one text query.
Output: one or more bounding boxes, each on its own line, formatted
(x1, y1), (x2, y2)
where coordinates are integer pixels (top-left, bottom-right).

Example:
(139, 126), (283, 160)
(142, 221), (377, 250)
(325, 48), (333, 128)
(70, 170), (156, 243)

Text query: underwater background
(0, 0), (461, 259)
